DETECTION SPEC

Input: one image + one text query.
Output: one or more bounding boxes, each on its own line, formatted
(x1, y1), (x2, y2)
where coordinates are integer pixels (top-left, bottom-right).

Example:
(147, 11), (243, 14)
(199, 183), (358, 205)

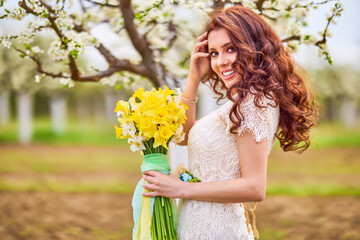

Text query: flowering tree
(0, 0), (343, 89)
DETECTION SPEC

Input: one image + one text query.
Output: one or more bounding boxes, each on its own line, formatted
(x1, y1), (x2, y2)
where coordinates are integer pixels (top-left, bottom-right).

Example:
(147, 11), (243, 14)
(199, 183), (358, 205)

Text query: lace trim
(224, 94), (271, 143)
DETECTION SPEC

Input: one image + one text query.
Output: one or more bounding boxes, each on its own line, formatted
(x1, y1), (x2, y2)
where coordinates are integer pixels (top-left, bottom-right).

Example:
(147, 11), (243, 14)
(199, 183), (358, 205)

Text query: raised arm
(178, 32), (210, 145)
(142, 131), (268, 203)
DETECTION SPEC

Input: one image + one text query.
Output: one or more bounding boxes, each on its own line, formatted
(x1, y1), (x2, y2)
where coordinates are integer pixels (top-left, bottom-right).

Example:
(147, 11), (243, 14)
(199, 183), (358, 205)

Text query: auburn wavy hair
(203, 6), (318, 152)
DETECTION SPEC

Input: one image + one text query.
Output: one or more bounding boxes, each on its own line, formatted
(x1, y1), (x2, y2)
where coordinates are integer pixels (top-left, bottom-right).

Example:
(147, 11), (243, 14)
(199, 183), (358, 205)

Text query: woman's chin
(222, 79), (238, 91)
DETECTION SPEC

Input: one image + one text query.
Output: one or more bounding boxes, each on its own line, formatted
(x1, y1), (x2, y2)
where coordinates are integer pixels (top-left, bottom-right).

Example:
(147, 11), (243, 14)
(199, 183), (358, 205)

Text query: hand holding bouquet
(114, 86), (188, 240)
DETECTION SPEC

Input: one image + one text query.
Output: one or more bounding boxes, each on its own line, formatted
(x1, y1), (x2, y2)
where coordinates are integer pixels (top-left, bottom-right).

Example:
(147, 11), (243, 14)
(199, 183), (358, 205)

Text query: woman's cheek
(210, 60), (217, 75)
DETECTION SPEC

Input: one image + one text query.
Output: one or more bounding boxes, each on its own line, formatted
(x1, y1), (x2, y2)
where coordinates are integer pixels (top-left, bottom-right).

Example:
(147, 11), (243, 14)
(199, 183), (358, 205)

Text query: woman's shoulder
(221, 91), (278, 113)
(220, 91), (279, 141)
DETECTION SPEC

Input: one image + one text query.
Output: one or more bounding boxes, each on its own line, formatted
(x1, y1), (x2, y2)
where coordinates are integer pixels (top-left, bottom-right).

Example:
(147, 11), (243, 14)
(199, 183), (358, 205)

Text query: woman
(142, 5), (318, 240)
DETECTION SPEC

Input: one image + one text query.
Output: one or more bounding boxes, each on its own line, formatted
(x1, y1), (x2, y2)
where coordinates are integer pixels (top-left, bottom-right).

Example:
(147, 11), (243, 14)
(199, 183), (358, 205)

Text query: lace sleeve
(225, 95), (271, 143)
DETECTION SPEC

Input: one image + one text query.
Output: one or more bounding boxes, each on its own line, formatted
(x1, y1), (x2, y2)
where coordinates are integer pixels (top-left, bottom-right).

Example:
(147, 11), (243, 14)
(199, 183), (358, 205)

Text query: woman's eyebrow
(209, 42), (232, 51)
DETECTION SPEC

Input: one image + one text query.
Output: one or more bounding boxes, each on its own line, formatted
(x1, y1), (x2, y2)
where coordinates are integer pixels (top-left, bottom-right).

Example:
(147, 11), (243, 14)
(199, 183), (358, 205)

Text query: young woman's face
(208, 28), (239, 92)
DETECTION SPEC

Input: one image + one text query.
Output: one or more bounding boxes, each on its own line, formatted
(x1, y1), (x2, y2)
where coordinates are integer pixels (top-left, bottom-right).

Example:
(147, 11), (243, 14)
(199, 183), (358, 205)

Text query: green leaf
(24, 43), (31, 50)
(19, 54), (25, 58)
(115, 84), (123, 90)
(70, 49), (78, 59)
(5, 9), (10, 13)
(134, 12), (142, 20)
(43, 10), (49, 18)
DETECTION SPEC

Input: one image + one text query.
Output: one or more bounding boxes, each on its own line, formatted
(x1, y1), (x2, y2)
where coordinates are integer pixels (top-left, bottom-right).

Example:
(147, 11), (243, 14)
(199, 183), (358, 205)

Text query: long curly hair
(203, 6), (318, 153)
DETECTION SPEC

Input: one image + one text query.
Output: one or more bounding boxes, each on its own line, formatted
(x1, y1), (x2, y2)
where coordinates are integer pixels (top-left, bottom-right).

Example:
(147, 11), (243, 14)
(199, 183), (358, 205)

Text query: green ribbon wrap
(132, 153), (178, 240)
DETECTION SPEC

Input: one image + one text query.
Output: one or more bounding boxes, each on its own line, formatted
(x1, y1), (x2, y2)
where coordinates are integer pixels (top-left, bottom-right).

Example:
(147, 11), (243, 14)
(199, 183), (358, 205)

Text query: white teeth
(223, 70), (234, 76)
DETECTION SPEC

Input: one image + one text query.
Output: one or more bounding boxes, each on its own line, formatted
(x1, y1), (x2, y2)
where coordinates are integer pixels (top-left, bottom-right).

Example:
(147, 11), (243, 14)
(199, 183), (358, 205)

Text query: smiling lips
(221, 69), (236, 80)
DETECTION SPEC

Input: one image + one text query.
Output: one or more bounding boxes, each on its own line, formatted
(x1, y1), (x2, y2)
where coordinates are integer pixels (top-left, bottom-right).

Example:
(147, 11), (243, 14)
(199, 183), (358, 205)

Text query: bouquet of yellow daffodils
(114, 86), (188, 240)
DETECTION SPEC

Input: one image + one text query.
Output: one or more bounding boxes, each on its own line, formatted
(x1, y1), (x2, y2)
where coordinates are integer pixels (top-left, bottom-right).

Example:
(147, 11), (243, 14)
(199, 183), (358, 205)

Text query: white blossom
(116, 111), (124, 117)
(172, 124), (185, 143)
(0, 40), (12, 49)
(122, 121), (137, 137)
(128, 135), (146, 151)
(35, 75), (42, 83)
(59, 78), (75, 88)
(55, 15), (75, 32)
(0, 0), (343, 89)
(31, 46), (44, 54)
(48, 40), (68, 61)
(174, 88), (183, 106)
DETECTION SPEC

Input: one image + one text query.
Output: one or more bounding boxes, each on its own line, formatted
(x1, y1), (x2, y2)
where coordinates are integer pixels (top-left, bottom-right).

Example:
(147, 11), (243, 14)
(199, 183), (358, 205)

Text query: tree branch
(84, 0), (120, 8)
(72, 22), (117, 67)
(14, 47), (65, 79)
(212, 0), (233, 9)
(164, 21), (177, 51)
(259, 13), (277, 21)
(282, 35), (301, 42)
(36, 0), (84, 81)
(119, 0), (162, 87)
(18, 0), (36, 15)
(255, 0), (267, 13)
(38, 0), (56, 14)
(14, 44), (149, 83)
(119, 0), (152, 63)
(315, 9), (336, 47)
(286, 0), (337, 11)
(17, 1), (164, 84)
(77, 60), (149, 82)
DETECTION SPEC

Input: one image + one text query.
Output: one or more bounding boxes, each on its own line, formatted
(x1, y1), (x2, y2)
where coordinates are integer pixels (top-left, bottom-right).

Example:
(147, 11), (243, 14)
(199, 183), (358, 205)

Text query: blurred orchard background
(0, 0), (359, 239)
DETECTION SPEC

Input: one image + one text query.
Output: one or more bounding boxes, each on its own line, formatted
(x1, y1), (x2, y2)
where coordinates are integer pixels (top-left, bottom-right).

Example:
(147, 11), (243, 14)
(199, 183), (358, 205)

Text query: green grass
(1, 119), (360, 196)
(259, 229), (287, 240)
(311, 122), (360, 148)
(0, 147), (141, 173)
(271, 121), (360, 149)
(267, 183), (360, 197)
(0, 118), (127, 146)
(1, 118), (360, 148)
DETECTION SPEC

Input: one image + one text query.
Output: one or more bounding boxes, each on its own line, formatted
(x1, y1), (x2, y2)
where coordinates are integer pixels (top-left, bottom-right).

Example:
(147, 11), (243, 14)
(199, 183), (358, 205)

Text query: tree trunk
(198, 84), (223, 118)
(105, 92), (116, 122)
(50, 93), (67, 135)
(94, 96), (106, 130)
(76, 97), (91, 121)
(341, 97), (357, 129)
(17, 91), (33, 144)
(0, 91), (10, 126)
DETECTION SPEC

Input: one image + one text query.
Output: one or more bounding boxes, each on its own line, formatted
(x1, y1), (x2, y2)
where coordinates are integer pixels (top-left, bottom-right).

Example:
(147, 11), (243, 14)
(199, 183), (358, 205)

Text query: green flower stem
(164, 198), (172, 238)
(142, 138), (168, 156)
(141, 149), (176, 239)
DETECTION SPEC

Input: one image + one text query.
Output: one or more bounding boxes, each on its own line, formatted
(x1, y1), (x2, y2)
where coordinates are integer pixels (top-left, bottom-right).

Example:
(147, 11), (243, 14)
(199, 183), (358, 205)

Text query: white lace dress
(177, 94), (280, 240)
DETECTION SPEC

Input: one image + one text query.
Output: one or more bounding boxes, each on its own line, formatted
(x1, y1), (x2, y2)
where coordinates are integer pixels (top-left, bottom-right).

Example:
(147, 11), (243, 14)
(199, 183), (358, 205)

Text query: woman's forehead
(208, 28), (231, 49)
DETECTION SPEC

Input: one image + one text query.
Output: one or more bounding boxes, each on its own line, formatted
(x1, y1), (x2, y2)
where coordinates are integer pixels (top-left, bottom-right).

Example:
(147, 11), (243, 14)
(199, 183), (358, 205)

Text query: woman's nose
(218, 54), (230, 67)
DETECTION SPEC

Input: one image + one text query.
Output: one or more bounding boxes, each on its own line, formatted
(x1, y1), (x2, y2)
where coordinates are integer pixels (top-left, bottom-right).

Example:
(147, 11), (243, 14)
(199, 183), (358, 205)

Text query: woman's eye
(209, 52), (217, 57)
(228, 47), (235, 52)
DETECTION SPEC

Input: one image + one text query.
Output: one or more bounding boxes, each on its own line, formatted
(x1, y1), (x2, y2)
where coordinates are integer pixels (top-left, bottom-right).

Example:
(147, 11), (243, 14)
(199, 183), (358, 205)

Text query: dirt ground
(0, 192), (359, 240)
(0, 144), (359, 239)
